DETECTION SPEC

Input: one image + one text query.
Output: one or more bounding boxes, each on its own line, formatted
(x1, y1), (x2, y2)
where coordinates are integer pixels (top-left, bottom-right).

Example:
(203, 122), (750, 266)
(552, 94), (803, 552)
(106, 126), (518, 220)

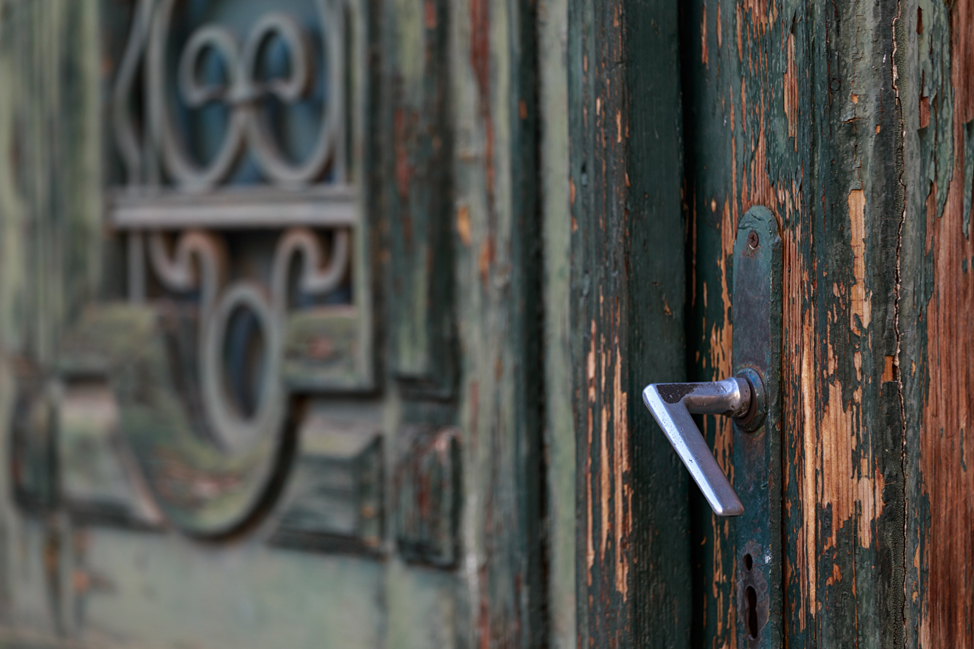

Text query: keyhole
(744, 553), (753, 571)
(745, 586), (759, 639)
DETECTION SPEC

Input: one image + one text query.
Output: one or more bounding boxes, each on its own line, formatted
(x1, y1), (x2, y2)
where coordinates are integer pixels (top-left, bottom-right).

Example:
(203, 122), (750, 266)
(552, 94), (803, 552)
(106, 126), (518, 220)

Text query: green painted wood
(682, 0), (905, 647)
(382, 0), (457, 399)
(448, 0), (549, 644)
(897, 0), (974, 646)
(569, 0), (690, 646)
(0, 1), (105, 636)
(33, 526), (387, 649)
(537, 0), (575, 646)
(0, 0), (561, 647)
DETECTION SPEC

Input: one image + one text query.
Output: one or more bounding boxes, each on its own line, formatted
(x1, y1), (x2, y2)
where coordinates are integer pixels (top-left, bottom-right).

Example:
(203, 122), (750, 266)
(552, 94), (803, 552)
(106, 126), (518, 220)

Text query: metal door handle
(642, 370), (765, 517)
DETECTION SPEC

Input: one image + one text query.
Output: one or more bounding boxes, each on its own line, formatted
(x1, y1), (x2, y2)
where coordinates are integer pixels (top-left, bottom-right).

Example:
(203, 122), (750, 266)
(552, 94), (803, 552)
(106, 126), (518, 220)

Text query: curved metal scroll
(60, 304), (287, 537)
(142, 0), (344, 190)
(99, 0), (361, 538)
(271, 227), (350, 311)
(61, 229), (350, 536)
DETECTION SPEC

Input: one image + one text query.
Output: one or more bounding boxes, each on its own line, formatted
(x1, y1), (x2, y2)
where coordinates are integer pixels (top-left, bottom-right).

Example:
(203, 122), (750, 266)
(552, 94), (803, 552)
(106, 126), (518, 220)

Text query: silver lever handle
(642, 375), (760, 517)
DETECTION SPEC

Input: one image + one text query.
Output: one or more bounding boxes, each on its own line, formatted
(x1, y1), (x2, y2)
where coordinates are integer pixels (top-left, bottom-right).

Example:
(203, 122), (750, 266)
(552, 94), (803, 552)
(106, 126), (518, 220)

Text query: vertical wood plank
(383, 0), (457, 398)
(0, 1), (28, 355)
(538, 0), (575, 646)
(899, 0), (974, 646)
(684, 0), (906, 646)
(2, 0), (104, 366)
(450, 0), (548, 645)
(380, 1), (464, 647)
(0, 0), (104, 635)
(0, 0), (26, 625)
(569, 0), (690, 646)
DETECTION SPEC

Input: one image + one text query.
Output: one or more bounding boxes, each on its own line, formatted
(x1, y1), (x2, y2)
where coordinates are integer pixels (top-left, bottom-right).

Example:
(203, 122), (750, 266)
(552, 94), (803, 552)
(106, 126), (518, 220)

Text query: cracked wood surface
(686, 1), (905, 647)
(572, 0), (972, 647)
(570, 0), (690, 647)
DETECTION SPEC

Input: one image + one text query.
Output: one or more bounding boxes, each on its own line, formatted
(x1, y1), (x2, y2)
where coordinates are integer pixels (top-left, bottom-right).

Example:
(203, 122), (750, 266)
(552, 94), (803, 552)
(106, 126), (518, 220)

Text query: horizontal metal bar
(109, 185), (359, 229)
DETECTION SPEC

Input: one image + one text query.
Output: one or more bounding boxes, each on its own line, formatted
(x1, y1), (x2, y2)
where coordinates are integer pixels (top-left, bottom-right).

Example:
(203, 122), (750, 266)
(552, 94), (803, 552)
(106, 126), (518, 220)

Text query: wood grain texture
(0, 0), (105, 634)
(381, 0), (458, 644)
(383, 0), (457, 399)
(0, 0), (552, 646)
(898, 0), (974, 646)
(569, 0), (690, 646)
(450, 0), (548, 645)
(0, 0), (103, 365)
(683, 0), (905, 646)
(538, 0), (575, 645)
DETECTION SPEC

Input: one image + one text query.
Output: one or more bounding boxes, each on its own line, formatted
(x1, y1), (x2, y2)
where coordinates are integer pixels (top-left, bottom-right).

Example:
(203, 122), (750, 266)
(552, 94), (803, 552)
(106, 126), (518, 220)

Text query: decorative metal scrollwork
(144, 227), (349, 455)
(115, 0), (345, 190)
(52, 0), (374, 537)
(58, 225), (353, 535)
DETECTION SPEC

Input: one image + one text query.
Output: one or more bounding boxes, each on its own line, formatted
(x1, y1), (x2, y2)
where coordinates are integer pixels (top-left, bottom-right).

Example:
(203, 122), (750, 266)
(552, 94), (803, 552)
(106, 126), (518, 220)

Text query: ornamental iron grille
(46, 0), (375, 538)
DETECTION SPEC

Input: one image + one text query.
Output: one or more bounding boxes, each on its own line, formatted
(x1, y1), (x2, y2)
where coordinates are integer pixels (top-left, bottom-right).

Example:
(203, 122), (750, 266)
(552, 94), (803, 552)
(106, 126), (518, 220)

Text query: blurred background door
(0, 1), (576, 648)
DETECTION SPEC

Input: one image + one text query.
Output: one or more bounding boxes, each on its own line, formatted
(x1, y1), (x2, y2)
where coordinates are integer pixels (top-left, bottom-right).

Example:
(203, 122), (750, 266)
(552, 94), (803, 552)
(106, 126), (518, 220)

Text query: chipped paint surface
(570, 0), (689, 645)
(685, 0), (905, 646)
(899, 1), (974, 645)
(783, 32), (798, 143)
(900, 0), (974, 644)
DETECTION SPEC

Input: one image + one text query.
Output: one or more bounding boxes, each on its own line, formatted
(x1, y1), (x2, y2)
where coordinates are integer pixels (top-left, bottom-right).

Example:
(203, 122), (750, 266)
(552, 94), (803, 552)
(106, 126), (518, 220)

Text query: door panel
(72, 531), (386, 649)
(682, 2), (903, 646)
(572, 0), (972, 648)
(0, 0), (571, 647)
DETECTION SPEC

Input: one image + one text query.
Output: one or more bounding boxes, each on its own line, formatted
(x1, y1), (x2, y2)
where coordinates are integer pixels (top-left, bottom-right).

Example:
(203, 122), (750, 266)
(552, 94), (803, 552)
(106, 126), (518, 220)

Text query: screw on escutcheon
(747, 230), (759, 250)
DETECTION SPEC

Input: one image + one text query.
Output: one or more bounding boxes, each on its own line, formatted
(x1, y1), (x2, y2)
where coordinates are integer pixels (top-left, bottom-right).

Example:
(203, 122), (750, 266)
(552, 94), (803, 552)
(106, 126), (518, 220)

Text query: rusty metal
(731, 205), (782, 649)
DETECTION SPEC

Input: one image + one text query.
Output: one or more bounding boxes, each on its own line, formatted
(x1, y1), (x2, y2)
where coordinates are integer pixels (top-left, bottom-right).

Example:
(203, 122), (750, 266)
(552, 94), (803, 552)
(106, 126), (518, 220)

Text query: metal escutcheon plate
(732, 206), (782, 649)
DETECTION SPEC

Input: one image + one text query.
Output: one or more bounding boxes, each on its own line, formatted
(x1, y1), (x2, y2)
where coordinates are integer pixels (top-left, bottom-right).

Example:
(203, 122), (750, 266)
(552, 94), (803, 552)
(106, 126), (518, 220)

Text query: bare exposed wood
(900, 0), (974, 646)
(684, 0), (905, 646)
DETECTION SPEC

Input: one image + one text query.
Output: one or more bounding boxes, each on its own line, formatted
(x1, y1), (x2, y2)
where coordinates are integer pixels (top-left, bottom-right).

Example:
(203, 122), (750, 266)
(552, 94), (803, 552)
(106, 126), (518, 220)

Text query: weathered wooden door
(573, 0), (973, 648)
(0, 1), (577, 648)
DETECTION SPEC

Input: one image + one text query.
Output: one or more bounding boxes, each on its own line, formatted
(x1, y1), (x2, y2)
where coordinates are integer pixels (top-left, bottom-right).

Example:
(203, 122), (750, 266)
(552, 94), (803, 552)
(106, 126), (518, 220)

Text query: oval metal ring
(243, 0), (343, 186)
(152, 0), (247, 190)
(239, 13), (312, 104)
(178, 25), (240, 107)
(201, 282), (284, 456)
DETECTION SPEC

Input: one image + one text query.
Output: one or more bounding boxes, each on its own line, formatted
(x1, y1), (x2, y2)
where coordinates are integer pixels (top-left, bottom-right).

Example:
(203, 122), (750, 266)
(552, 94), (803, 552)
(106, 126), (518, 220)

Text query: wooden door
(572, 0), (974, 648)
(0, 1), (577, 648)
